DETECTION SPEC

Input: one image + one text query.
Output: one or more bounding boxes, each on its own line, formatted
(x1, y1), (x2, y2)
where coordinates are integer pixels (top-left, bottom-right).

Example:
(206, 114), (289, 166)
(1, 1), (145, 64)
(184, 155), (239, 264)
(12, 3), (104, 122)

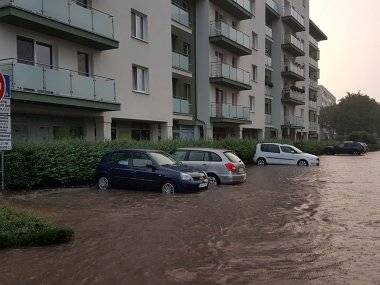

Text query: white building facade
(0, 0), (327, 142)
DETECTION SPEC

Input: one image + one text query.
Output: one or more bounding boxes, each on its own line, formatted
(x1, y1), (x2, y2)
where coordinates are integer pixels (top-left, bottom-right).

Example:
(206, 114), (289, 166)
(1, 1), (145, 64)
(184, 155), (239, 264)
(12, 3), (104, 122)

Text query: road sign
(0, 73), (11, 151)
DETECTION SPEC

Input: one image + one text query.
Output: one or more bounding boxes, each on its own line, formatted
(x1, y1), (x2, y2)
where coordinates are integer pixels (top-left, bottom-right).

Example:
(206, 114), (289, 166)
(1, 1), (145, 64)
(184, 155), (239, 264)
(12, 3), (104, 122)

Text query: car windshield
(288, 146), (303, 154)
(149, 152), (179, 166)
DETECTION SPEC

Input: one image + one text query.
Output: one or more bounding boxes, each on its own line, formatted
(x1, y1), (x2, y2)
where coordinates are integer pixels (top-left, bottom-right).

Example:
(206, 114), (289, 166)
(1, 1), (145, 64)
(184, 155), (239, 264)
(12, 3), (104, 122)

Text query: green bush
(0, 207), (73, 249)
(5, 139), (333, 190)
(348, 131), (377, 144)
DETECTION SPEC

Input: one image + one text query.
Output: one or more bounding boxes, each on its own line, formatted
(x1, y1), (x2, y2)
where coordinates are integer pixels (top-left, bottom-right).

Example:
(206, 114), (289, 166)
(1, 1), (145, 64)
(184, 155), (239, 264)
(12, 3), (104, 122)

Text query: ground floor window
(173, 125), (194, 140)
(131, 130), (150, 141)
(53, 126), (83, 140)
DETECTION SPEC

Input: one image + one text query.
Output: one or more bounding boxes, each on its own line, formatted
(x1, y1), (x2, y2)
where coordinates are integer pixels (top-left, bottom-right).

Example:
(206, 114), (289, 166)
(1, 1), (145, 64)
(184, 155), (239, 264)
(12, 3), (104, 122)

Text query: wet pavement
(0, 152), (379, 285)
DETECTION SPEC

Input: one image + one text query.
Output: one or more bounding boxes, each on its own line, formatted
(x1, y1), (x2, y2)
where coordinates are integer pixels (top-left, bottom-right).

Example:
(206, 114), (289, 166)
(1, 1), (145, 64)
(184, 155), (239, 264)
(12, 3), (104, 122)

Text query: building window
(252, 65), (257, 81)
(252, 32), (258, 50)
(249, 96), (255, 112)
(131, 10), (148, 41)
(77, 52), (90, 76)
(17, 37), (52, 67)
(132, 65), (149, 93)
(131, 130), (150, 141)
(232, 93), (237, 106)
(265, 98), (272, 114)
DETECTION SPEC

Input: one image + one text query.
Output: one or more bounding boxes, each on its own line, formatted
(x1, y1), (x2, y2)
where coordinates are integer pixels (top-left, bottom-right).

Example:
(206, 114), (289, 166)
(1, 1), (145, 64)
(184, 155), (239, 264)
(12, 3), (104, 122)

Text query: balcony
(0, 0), (118, 50)
(282, 34), (305, 57)
(210, 62), (251, 91)
(172, 51), (192, 78)
(266, 0), (282, 18)
(310, 36), (319, 49)
(282, 61), (305, 81)
(265, 85), (273, 97)
(265, 114), (273, 125)
(171, 3), (191, 31)
(0, 58), (120, 111)
(309, 121), (319, 131)
(216, 0), (253, 20)
(309, 57), (319, 69)
(309, 78), (319, 91)
(282, 5), (305, 32)
(210, 103), (251, 124)
(309, 100), (318, 110)
(282, 87), (306, 105)
(210, 21), (252, 56)
(283, 115), (304, 129)
(265, 25), (273, 39)
(265, 55), (273, 68)
(173, 98), (192, 115)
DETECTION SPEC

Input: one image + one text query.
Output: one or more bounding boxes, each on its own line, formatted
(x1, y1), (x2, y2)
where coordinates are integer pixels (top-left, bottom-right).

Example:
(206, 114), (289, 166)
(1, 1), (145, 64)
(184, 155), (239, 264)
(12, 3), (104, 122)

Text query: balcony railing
(173, 98), (192, 115)
(283, 87), (306, 104)
(172, 51), (190, 72)
(231, 0), (252, 14)
(284, 115), (304, 127)
(171, 3), (190, 28)
(310, 78), (319, 90)
(284, 34), (305, 54)
(265, 25), (273, 38)
(309, 100), (318, 109)
(265, 86), (273, 97)
(266, 0), (282, 15)
(210, 102), (250, 121)
(309, 57), (319, 68)
(310, 36), (319, 48)
(283, 61), (305, 79)
(210, 21), (251, 50)
(265, 114), (273, 125)
(309, 121), (319, 131)
(283, 4), (305, 30)
(1, 0), (115, 39)
(265, 55), (273, 68)
(210, 62), (251, 87)
(0, 58), (117, 103)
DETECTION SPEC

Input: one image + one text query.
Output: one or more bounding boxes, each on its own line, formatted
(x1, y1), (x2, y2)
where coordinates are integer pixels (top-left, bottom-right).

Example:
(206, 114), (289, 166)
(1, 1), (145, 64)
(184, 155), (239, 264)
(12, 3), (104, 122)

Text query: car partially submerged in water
(325, 141), (367, 155)
(253, 143), (320, 166)
(96, 149), (209, 194)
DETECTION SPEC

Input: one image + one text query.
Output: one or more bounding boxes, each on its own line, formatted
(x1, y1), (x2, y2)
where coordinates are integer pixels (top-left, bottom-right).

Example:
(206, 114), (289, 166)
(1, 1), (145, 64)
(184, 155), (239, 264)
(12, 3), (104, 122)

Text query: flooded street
(1, 152), (379, 285)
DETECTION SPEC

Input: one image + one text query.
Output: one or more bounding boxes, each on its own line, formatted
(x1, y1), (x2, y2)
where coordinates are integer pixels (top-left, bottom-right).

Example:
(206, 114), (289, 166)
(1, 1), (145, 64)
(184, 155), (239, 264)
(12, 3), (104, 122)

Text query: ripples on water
(0, 153), (379, 284)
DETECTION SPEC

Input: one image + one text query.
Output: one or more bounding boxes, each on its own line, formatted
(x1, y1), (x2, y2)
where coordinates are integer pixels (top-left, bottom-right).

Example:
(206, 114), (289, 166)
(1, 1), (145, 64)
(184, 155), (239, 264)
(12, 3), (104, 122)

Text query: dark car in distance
(325, 141), (366, 155)
(96, 149), (209, 194)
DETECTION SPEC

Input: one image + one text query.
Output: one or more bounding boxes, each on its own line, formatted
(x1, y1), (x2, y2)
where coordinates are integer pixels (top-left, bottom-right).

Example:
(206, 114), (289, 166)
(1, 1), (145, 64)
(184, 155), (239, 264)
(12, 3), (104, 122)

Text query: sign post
(0, 73), (11, 192)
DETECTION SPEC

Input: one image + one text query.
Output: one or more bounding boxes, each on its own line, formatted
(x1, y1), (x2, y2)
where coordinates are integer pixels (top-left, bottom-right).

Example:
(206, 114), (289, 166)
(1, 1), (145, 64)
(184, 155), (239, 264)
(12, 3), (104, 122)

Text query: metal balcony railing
(266, 0), (282, 15)
(0, 58), (117, 103)
(265, 25), (273, 38)
(172, 51), (190, 72)
(284, 34), (304, 52)
(210, 103), (250, 121)
(265, 114), (273, 125)
(310, 36), (319, 48)
(171, 3), (190, 28)
(210, 21), (251, 50)
(210, 62), (251, 86)
(283, 87), (306, 103)
(231, 0), (252, 13)
(284, 115), (304, 126)
(283, 4), (305, 28)
(0, 0), (116, 39)
(283, 61), (305, 78)
(265, 55), (273, 68)
(309, 100), (318, 109)
(173, 98), (191, 115)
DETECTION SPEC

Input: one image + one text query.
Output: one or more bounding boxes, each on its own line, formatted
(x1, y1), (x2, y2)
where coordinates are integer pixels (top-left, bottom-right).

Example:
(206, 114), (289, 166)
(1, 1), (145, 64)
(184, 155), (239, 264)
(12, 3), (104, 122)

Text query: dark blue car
(95, 149), (209, 194)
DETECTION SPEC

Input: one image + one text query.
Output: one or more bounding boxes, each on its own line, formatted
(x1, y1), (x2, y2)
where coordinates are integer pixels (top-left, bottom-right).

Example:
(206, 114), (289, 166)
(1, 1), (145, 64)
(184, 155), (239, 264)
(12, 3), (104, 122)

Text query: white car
(253, 143), (320, 166)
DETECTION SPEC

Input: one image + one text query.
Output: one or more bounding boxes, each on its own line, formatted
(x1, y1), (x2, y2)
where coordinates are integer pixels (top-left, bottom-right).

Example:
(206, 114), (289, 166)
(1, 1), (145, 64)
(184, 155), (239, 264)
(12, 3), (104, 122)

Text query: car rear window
(261, 144), (280, 153)
(224, 151), (241, 163)
(208, 152), (222, 162)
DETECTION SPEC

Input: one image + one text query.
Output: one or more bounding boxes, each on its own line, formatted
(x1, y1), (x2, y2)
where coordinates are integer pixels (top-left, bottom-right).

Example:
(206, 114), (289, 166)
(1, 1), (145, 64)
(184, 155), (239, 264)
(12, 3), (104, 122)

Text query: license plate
(199, 183), (208, 188)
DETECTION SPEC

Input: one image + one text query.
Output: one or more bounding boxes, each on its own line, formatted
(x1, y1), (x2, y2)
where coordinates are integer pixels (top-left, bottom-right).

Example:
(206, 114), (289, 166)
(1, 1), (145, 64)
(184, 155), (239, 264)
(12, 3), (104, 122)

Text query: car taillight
(225, 163), (237, 173)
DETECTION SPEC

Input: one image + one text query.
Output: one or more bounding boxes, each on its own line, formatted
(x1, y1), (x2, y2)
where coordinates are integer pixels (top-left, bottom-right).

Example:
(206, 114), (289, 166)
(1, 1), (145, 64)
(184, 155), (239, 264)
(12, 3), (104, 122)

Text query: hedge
(5, 139), (333, 190)
(0, 207), (73, 249)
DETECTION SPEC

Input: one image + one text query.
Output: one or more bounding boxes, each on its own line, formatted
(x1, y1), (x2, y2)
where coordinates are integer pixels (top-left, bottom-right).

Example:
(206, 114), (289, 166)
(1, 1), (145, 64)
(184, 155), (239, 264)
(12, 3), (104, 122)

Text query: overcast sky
(310, 0), (380, 102)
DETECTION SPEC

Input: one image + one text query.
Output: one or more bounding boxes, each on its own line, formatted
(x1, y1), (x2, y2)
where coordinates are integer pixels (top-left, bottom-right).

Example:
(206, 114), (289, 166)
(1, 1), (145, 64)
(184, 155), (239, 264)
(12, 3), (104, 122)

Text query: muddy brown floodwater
(1, 153), (380, 285)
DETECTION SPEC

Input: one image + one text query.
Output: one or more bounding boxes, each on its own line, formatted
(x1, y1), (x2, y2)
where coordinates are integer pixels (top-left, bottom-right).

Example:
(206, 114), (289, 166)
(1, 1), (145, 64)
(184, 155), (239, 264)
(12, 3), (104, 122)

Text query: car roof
(176, 147), (231, 152)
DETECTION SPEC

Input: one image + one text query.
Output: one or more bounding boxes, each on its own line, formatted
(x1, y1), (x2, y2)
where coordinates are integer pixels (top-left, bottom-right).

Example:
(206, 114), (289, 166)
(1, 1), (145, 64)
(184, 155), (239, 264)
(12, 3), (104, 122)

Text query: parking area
(0, 152), (379, 284)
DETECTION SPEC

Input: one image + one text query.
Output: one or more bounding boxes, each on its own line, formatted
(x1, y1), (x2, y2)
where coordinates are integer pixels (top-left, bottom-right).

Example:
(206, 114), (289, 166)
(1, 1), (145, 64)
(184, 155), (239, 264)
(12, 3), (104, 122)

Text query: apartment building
(318, 85), (336, 140)
(0, 0), (327, 143)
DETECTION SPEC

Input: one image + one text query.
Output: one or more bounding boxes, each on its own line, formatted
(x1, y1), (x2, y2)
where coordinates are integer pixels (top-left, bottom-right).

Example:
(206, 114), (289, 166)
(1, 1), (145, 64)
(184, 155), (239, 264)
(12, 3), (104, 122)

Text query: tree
(319, 92), (380, 136)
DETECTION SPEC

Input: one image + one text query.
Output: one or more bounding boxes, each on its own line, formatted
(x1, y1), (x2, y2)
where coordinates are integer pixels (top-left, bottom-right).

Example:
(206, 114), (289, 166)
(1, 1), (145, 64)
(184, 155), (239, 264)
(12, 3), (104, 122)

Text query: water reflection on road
(1, 153), (379, 284)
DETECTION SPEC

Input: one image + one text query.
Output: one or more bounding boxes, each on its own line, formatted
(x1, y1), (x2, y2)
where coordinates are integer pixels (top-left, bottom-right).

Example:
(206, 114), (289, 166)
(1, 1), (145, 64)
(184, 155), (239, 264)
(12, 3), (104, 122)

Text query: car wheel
(297, 160), (309, 167)
(97, 176), (110, 191)
(161, 181), (176, 195)
(256, 158), (267, 166)
(207, 174), (220, 186)
(353, 151), (359, 156)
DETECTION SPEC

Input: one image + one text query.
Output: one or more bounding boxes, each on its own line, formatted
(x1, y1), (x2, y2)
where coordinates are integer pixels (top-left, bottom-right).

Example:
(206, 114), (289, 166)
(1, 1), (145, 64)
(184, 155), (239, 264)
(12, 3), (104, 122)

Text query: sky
(310, 0), (380, 102)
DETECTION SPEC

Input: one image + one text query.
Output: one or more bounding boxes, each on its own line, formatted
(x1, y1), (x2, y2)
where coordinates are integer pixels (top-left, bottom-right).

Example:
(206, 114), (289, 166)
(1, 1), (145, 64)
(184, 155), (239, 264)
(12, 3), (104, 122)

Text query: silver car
(171, 148), (246, 186)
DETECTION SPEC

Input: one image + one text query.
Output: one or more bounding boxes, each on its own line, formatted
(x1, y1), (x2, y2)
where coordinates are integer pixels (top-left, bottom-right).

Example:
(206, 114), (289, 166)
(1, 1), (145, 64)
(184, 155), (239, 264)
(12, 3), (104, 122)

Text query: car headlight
(180, 172), (193, 181)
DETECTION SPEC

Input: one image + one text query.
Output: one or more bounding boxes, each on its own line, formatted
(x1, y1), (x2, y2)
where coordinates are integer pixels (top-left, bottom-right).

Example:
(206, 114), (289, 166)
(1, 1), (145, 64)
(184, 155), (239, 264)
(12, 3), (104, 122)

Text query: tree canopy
(319, 92), (380, 136)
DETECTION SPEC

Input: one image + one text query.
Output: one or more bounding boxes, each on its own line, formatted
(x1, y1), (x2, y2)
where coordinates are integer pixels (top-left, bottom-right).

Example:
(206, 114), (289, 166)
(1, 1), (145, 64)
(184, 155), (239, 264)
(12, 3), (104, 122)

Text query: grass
(0, 207), (73, 249)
